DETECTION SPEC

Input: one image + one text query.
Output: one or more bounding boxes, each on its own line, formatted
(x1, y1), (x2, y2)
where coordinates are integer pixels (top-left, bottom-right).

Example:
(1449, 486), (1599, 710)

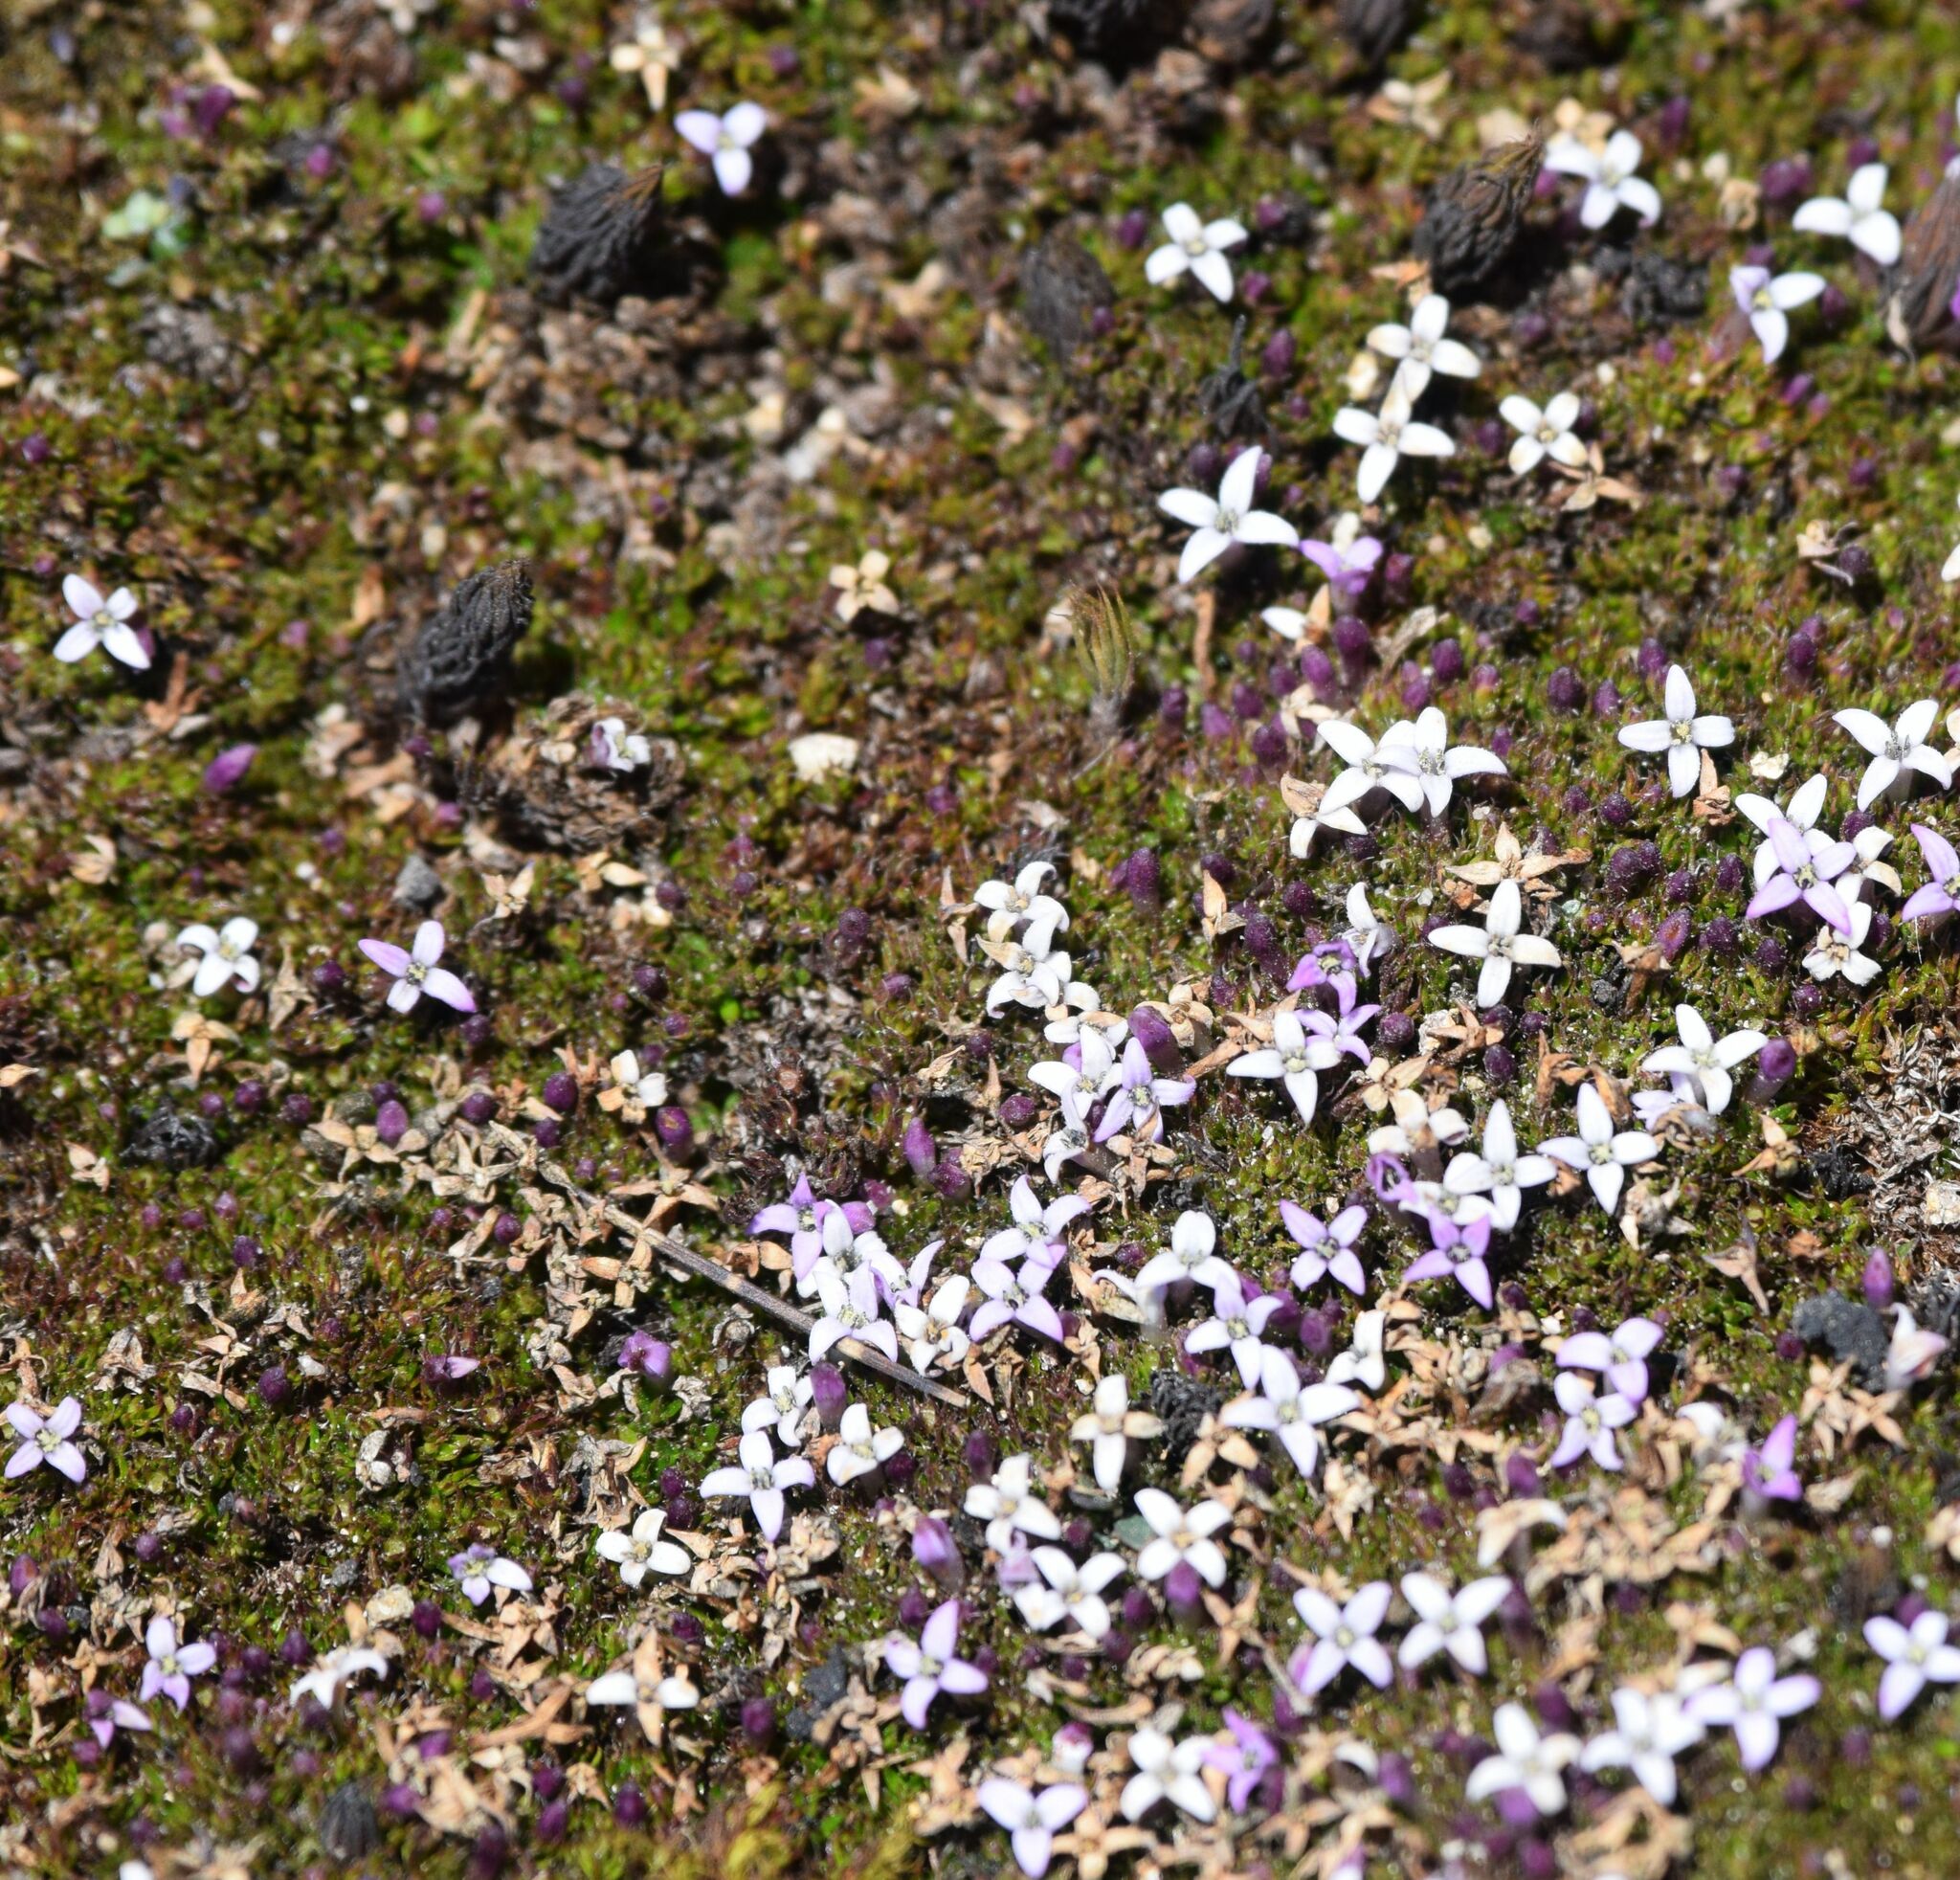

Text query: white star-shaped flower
(1332, 381), (1455, 504)
(1367, 293), (1480, 403)
(1426, 879), (1563, 1007)
(1539, 1083), (1658, 1218)
(1317, 716), (1427, 817)
(1158, 446), (1298, 584)
(1803, 897), (1882, 987)
(1579, 1687), (1704, 1807)
(1834, 699), (1951, 809)
(1639, 1003), (1765, 1115)
(1546, 128), (1661, 228)
(1616, 664), (1733, 797)
(1729, 265), (1825, 365)
(1379, 705), (1507, 816)
(1793, 163), (1901, 266)
(1465, 1702), (1580, 1818)
(1144, 202), (1247, 302)
(56, 574), (149, 669)
(1441, 1098), (1556, 1232)
(1499, 391), (1586, 475)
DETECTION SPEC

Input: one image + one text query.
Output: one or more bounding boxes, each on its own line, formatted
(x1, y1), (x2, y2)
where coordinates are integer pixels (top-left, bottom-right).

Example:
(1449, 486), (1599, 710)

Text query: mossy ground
(8, 1), (1960, 1875)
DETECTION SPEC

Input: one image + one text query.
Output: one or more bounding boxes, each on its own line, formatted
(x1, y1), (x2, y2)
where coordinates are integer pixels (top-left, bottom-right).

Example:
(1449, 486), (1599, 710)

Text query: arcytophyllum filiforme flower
(1367, 292), (1480, 404)
(1131, 1487), (1232, 1586)
(1426, 879), (1563, 1007)
(141, 1617), (216, 1711)
(828, 1401), (902, 1486)
(1865, 1609), (1960, 1721)
(699, 1427), (816, 1542)
(1745, 816), (1857, 935)
(1069, 1374), (1164, 1494)
(1466, 1703), (1580, 1818)
(177, 917), (261, 997)
(5, 1396), (85, 1483)
(1187, 1270), (1284, 1387)
(895, 1275), (971, 1374)
(1377, 705), (1508, 816)
(970, 1253), (1065, 1343)
(590, 716), (651, 772)
(884, 1597), (989, 1730)
(56, 573), (149, 669)
(743, 1364), (813, 1447)
(1227, 1007), (1340, 1125)
(1220, 1347), (1358, 1478)
(1803, 897), (1882, 987)
(1539, 1083), (1658, 1218)
(1120, 1727), (1216, 1823)
(1729, 265), (1826, 365)
(1281, 1199), (1368, 1294)
(1556, 1313), (1663, 1404)
(966, 1454), (1062, 1551)
(1397, 1572), (1511, 1675)
(1546, 128), (1661, 228)
(1579, 1688), (1704, 1806)
(1317, 716), (1428, 817)
(829, 548), (898, 623)
(1135, 1209), (1235, 1295)
(448, 1544), (532, 1606)
(1903, 822), (1960, 921)
(675, 101), (767, 195)
(1158, 445), (1298, 585)
(358, 920), (475, 1015)
(1834, 699), (1952, 810)
(982, 919), (1071, 1013)
(1441, 1099), (1555, 1233)
(1204, 1711), (1279, 1814)
(1616, 664), (1734, 797)
(1686, 1646), (1818, 1771)
(1741, 1414), (1802, 1503)
(1014, 1548), (1125, 1641)
(1793, 163), (1902, 266)
(1332, 380), (1455, 504)
(974, 861), (1069, 941)
(810, 1265), (898, 1364)
(585, 1641), (700, 1742)
(1640, 1004), (1766, 1116)
(1402, 1210), (1496, 1309)
(1096, 1038), (1194, 1145)
(1144, 202), (1247, 303)
(1500, 391), (1586, 476)
(1300, 520), (1384, 600)
(597, 1508), (692, 1586)
(1548, 1373), (1635, 1470)
(977, 1777), (1089, 1879)
(1290, 1581), (1393, 1694)
(1326, 1309), (1387, 1393)
(289, 1645), (390, 1712)
(982, 1175), (1088, 1269)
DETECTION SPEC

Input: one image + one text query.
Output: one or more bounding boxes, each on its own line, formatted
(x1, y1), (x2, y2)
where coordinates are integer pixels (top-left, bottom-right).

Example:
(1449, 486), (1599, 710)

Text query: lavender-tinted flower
(1132, 1488), (1232, 1587)
(699, 1429), (815, 1542)
(977, 1776), (1088, 1877)
(1205, 1710), (1279, 1814)
(55, 573), (148, 669)
(5, 1396), (85, 1484)
(201, 744), (257, 794)
(1403, 1210), (1495, 1309)
(1398, 1572), (1510, 1675)
(1688, 1646), (1818, 1771)
(1740, 1415), (1802, 1502)
(675, 102), (767, 194)
(1280, 1199), (1368, 1294)
(1866, 1610), (1960, 1721)
(358, 920), (475, 1014)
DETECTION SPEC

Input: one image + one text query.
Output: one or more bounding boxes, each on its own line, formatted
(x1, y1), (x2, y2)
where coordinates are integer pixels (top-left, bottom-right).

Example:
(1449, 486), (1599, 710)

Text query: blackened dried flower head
(397, 560), (533, 727)
(1021, 227), (1114, 359)
(1339, 0), (1416, 68)
(126, 1107), (217, 1172)
(1413, 127), (1546, 295)
(1197, 317), (1267, 439)
(531, 164), (673, 305)
(1048, 0), (1168, 58)
(318, 1781), (380, 1863)
(1887, 162), (1960, 353)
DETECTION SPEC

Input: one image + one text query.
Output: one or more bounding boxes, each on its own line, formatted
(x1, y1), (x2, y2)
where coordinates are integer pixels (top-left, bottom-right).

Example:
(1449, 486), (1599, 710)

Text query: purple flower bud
(1860, 1249), (1895, 1310)
(618, 1332), (674, 1386)
(1164, 1559), (1206, 1623)
(1300, 646), (1334, 693)
(1759, 155), (1813, 206)
(1377, 1011), (1416, 1053)
(1115, 207), (1149, 250)
(911, 1517), (964, 1589)
(1750, 1038), (1798, 1100)
(1504, 1451), (1542, 1498)
(963, 1429), (998, 1478)
(201, 744), (257, 794)
(612, 1782), (647, 1828)
(999, 1093), (1038, 1131)
(810, 1363), (848, 1430)
(541, 1072), (578, 1115)
(374, 1099), (410, 1147)
(654, 1107), (694, 1155)
(1260, 329), (1296, 376)
(1432, 638), (1464, 683)
(1700, 915), (1738, 958)
(1792, 982), (1824, 1020)
(897, 1586), (932, 1630)
(902, 1117), (938, 1180)
(1483, 1042), (1517, 1085)
(1592, 679), (1621, 718)
(257, 1365), (291, 1408)
(740, 1695), (777, 1748)
(1121, 1585), (1155, 1631)
(1655, 911), (1691, 960)
(1332, 614), (1370, 660)
(1117, 845), (1163, 916)
(492, 1211), (522, 1245)
(1636, 638), (1667, 682)
(1546, 666), (1584, 712)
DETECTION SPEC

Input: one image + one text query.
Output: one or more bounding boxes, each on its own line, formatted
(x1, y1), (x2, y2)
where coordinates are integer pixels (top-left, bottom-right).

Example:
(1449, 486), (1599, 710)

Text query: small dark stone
(1020, 228), (1114, 359)
(1048, 0), (1167, 56)
(531, 163), (674, 304)
(1413, 130), (1546, 295)
(1512, 0), (1622, 71)
(126, 1108), (218, 1172)
(318, 1780), (380, 1863)
(1790, 1289), (1889, 1389)
(392, 853), (444, 910)
(1338, 0), (1416, 68)
(1148, 1368), (1223, 1467)
(1622, 250), (1707, 328)
(397, 560), (534, 727)
(1809, 1144), (1871, 1200)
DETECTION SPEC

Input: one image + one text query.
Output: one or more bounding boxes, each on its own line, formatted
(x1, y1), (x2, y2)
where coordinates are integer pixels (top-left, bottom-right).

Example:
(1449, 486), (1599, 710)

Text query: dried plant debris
(1413, 127), (1547, 294)
(1020, 227), (1114, 359)
(1338, 0), (1419, 70)
(1885, 159), (1960, 352)
(395, 560), (534, 727)
(530, 162), (674, 305)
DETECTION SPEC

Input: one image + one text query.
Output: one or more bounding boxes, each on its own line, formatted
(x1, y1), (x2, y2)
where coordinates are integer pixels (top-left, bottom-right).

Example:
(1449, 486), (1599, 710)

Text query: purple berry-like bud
(459, 1090), (496, 1126)
(932, 1159), (971, 1201)
(897, 1586), (931, 1630)
(1120, 846), (1162, 915)
(1432, 638), (1464, 683)
(412, 1600), (441, 1640)
(257, 1365), (292, 1408)
(374, 1099), (410, 1147)
(912, 1517), (964, 1589)
(1377, 1011), (1416, 1053)
(612, 1782), (648, 1827)
(1115, 208), (1148, 250)
(312, 960), (347, 996)
(541, 1072), (578, 1114)
(1792, 982), (1824, 1020)
(1251, 721), (1289, 770)
(1504, 1451), (1542, 1498)
(654, 1107), (694, 1155)
(1381, 553), (1415, 603)
(1751, 1038), (1798, 1100)
(1332, 614), (1370, 660)
(740, 1696), (777, 1748)
(1759, 154), (1813, 206)
(1163, 1560), (1206, 1622)
(1701, 916), (1738, 958)
(1592, 679), (1620, 717)
(202, 744), (257, 794)
(964, 1429), (998, 1478)
(1260, 329), (1296, 377)
(1655, 911), (1691, 960)
(1636, 638), (1667, 682)
(1861, 1250), (1895, 1310)
(535, 1801), (568, 1845)
(1483, 1043), (1517, 1085)
(1121, 1585), (1155, 1631)
(999, 1093), (1038, 1131)
(902, 1117), (938, 1180)
(1242, 909), (1284, 975)
(492, 1211), (522, 1245)
(1300, 646), (1334, 693)
(809, 1363), (848, 1430)
(1596, 792), (1633, 829)
(1546, 666), (1584, 712)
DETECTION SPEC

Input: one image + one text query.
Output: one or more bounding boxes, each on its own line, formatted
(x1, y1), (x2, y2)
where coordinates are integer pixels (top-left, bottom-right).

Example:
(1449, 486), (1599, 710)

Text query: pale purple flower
(965, 1454), (1062, 1551)
(1332, 380), (1455, 504)
(1281, 1199), (1368, 1295)
(1688, 1646), (1818, 1770)
(1835, 699), (1951, 809)
(1289, 1581), (1393, 1693)
(5, 1396), (85, 1483)
(86, 1689), (154, 1749)
(974, 862), (1069, 940)
(1546, 128), (1661, 228)
(1616, 664), (1734, 798)
(1441, 1099), (1555, 1233)
(1735, 770), (1829, 843)
(1095, 1037), (1193, 1144)
(1068, 1374), (1164, 1493)
(1205, 1709), (1278, 1813)
(289, 1645), (390, 1711)
(675, 101), (767, 195)
(1903, 823), (1960, 921)
(1579, 1688), (1704, 1806)
(895, 1275), (971, 1374)
(358, 920), (475, 1014)
(1548, 1373), (1635, 1470)
(1397, 1572), (1511, 1675)
(1793, 163), (1900, 265)
(1465, 1702), (1580, 1816)
(1378, 705), (1507, 816)
(969, 1254), (1064, 1343)
(1866, 1609), (1960, 1721)
(596, 1509), (691, 1586)
(1500, 391), (1586, 475)
(1186, 1271), (1284, 1387)
(1803, 898), (1881, 987)
(590, 716), (651, 772)
(447, 1544), (532, 1606)
(809, 1265), (898, 1363)
(1740, 1415), (1801, 1502)
(1135, 1209), (1235, 1295)
(1299, 972), (1380, 1067)
(1298, 526), (1382, 600)
(1226, 1007), (1336, 1126)
(1883, 1304), (1949, 1392)
(799, 1201), (901, 1301)
(202, 742), (258, 795)
(1368, 292), (1481, 403)
(977, 1777), (1088, 1877)
(1745, 816), (1857, 935)
(1132, 1488), (1231, 1587)
(750, 1175), (870, 1269)
(699, 1427), (815, 1541)
(1221, 1347), (1359, 1478)
(884, 1597), (989, 1730)
(828, 1401), (903, 1486)
(1144, 202), (1247, 302)
(177, 917), (261, 997)
(140, 1617), (217, 1711)
(1539, 1083), (1658, 1218)
(1335, 884), (1391, 974)
(56, 573), (149, 669)
(1729, 265), (1826, 364)
(742, 1364), (813, 1447)
(1427, 880), (1563, 1008)
(1014, 1547), (1125, 1640)
(983, 1175), (1089, 1269)
(1640, 1004), (1765, 1117)
(1158, 444), (1298, 585)
(1556, 1315), (1662, 1403)
(1402, 1210), (1495, 1309)
(1120, 1727), (1216, 1822)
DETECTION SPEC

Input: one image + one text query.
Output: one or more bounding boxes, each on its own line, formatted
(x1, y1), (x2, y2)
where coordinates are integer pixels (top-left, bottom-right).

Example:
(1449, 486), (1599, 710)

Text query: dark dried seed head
(1887, 161), (1960, 353)
(397, 560), (533, 727)
(531, 163), (673, 305)
(1413, 127), (1547, 296)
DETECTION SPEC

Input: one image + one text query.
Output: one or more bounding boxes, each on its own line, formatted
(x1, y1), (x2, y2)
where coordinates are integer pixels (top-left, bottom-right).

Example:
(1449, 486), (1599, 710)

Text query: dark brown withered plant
(397, 559), (534, 727)
(1413, 126), (1546, 295)
(1338, 0), (1417, 69)
(1197, 317), (1266, 438)
(1067, 584), (1140, 747)
(531, 163), (672, 304)
(1020, 227), (1114, 360)
(1886, 160), (1960, 353)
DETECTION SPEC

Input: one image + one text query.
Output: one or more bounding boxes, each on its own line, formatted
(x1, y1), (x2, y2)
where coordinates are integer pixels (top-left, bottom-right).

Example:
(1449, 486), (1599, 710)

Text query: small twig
(495, 1126), (973, 1411)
